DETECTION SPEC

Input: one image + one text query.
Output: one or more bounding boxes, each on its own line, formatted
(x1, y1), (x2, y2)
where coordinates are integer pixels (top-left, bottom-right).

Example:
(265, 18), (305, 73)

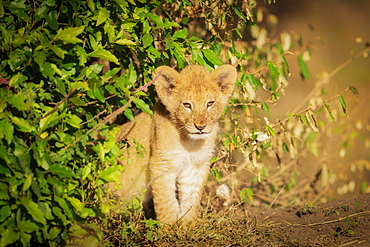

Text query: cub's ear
(211, 65), (237, 96)
(154, 66), (180, 100)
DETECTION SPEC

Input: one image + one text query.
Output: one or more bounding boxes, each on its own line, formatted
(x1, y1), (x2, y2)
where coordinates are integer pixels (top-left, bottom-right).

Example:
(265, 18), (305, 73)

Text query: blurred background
(262, 0), (370, 201)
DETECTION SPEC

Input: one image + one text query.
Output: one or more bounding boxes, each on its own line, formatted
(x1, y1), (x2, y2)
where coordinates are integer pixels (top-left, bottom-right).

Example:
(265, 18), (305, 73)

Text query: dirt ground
(254, 193), (370, 246)
(104, 194), (369, 246)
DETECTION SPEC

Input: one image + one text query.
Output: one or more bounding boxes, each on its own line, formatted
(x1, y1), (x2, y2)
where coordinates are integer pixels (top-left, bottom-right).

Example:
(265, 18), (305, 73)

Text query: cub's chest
(161, 143), (215, 172)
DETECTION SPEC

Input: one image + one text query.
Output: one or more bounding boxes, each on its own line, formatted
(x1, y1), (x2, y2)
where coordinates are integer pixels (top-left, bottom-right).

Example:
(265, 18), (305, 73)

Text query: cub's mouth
(189, 131), (211, 139)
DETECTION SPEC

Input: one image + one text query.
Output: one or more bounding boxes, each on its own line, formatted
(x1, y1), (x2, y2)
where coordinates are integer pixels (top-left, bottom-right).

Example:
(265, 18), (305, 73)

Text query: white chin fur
(189, 133), (210, 140)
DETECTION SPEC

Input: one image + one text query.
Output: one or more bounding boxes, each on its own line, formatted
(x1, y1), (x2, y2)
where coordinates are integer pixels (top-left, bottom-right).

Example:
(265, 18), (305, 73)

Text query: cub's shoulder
(116, 113), (152, 142)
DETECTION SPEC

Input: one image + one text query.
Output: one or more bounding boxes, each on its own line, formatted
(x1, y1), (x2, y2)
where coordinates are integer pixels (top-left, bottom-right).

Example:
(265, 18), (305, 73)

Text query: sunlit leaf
(55, 26), (85, 43)
(96, 8), (109, 26)
(349, 86), (359, 99)
(262, 102), (270, 116)
(114, 39), (136, 46)
(0, 205), (11, 222)
(20, 197), (46, 225)
(99, 165), (123, 182)
(297, 54), (310, 80)
(133, 97), (153, 115)
(202, 49), (222, 66)
(49, 164), (75, 178)
(50, 46), (67, 59)
(155, 21), (180, 30)
(339, 95), (347, 114)
(324, 103), (335, 122)
(87, 50), (119, 65)
(172, 29), (187, 39)
(142, 33), (153, 48)
(212, 168), (221, 182)
(265, 126), (276, 136)
(9, 116), (36, 133)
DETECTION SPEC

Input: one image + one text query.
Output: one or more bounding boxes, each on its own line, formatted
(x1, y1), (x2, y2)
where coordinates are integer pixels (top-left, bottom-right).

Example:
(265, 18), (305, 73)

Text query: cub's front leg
(150, 164), (180, 224)
(177, 163), (210, 223)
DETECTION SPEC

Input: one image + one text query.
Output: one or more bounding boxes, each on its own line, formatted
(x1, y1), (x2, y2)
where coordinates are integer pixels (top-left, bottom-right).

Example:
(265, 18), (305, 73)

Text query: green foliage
(0, 0), (257, 245)
(0, 0), (363, 245)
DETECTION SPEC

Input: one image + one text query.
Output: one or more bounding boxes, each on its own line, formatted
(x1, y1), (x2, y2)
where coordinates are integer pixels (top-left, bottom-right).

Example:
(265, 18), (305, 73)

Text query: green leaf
(297, 55), (310, 80)
(54, 197), (74, 220)
(133, 97), (153, 115)
(0, 164), (11, 176)
(114, 39), (136, 46)
(87, 50), (119, 65)
(7, 94), (28, 111)
(234, 28), (243, 39)
(0, 120), (14, 145)
(22, 174), (33, 192)
(262, 102), (270, 116)
(55, 26), (85, 43)
(0, 227), (18, 247)
(87, 0), (95, 11)
(172, 29), (187, 39)
(339, 95), (347, 114)
(232, 5), (246, 21)
(39, 111), (60, 132)
(99, 165), (123, 182)
(18, 220), (39, 233)
(96, 8), (109, 26)
(155, 21), (180, 30)
(20, 197), (47, 225)
(248, 74), (262, 91)
(240, 188), (253, 203)
(74, 45), (87, 65)
(66, 115), (82, 129)
(9, 73), (22, 87)
(0, 205), (11, 222)
(282, 142), (289, 152)
(299, 115), (308, 126)
(142, 33), (153, 48)
(9, 116), (36, 132)
(49, 164), (75, 178)
(212, 168), (221, 182)
(267, 62), (279, 91)
(66, 197), (83, 212)
(265, 126), (276, 136)
(349, 86), (359, 100)
(202, 49), (222, 66)
(324, 103), (335, 122)
(50, 45), (67, 59)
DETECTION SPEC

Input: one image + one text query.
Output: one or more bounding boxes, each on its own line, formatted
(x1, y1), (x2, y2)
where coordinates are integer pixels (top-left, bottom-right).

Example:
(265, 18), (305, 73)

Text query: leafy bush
(0, 0), (362, 246)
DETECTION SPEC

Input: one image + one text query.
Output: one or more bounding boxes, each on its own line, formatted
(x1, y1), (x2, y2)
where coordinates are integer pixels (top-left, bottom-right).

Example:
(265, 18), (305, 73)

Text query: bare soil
(254, 193), (370, 246)
(105, 193), (370, 246)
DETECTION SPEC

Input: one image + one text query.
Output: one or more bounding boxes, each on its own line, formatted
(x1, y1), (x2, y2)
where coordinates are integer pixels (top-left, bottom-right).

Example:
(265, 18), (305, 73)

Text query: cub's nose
(194, 123), (206, 131)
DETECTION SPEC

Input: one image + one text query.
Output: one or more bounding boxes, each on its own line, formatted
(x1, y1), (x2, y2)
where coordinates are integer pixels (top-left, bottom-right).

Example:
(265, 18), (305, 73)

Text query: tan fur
(112, 64), (237, 224)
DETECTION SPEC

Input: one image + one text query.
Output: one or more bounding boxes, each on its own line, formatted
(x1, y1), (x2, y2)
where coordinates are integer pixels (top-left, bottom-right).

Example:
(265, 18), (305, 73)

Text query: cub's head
(155, 64), (237, 140)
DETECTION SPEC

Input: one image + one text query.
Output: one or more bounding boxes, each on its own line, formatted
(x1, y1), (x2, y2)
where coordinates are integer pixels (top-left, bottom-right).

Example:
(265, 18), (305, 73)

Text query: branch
(34, 88), (76, 124)
(270, 86), (352, 129)
(291, 46), (370, 113)
(65, 70), (162, 150)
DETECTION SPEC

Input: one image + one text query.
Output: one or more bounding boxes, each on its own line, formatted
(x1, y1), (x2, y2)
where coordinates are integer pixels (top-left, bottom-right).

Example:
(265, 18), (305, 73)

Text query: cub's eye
(207, 101), (214, 108)
(183, 103), (192, 109)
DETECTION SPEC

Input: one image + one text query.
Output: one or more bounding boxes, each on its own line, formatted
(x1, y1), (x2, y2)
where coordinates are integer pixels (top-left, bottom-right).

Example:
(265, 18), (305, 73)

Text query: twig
(270, 86), (352, 129)
(285, 211), (370, 227)
(248, 51), (294, 75)
(291, 46), (370, 113)
(65, 70), (162, 150)
(133, 70), (161, 93)
(34, 88), (75, 123)
(64, 96), (134, 150)
(269, 184), (286, 208)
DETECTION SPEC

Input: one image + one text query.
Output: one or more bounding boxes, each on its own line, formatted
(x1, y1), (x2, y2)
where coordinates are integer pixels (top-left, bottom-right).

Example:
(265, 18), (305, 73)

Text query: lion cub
(114, 64), (237, 224)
